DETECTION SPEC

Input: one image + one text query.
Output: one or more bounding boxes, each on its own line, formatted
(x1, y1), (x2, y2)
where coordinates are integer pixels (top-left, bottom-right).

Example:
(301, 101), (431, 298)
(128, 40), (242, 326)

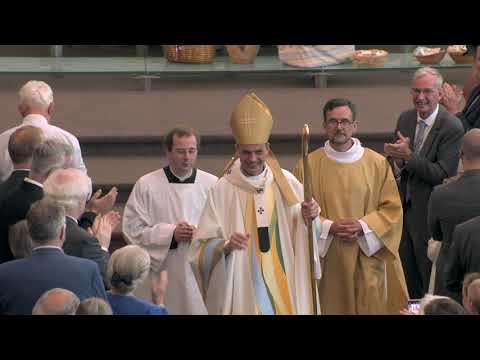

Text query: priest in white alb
(188, 93), (321, 315)
(294, 98), (408, 314)
(122, 127), (218, 315)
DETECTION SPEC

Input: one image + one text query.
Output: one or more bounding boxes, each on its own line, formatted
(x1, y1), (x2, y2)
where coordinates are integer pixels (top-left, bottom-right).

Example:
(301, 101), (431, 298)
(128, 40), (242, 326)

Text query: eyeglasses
(411, 88), (437, 95)
(325, 119), (355, 127)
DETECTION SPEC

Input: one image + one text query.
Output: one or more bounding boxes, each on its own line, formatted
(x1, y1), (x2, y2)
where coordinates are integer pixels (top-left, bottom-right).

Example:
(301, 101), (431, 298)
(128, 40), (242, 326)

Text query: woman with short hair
(107, 245), (168, 315)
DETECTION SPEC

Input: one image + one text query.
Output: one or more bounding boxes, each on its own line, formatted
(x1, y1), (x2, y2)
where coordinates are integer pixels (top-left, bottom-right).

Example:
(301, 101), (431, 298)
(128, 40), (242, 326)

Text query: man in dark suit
(0, 139), (68, 264)
(442, 45), (480, 131)
(428, 129), (480, 297)
(0, 198), (107, 315)
(0, 126), (44, 206)
(444, 217), (480, 303)
(43, 168), (120, 286)
(384, 66), (464, 299)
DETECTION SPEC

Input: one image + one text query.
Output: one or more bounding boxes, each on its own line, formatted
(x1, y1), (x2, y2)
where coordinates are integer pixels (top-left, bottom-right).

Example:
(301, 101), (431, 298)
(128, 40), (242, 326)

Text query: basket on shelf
(164, 45), (216, 64)
(225, 45), (260, 64)
(415, 50), (446, 65)
(351, 49), (389, 66)
(449, 52), (474, 64)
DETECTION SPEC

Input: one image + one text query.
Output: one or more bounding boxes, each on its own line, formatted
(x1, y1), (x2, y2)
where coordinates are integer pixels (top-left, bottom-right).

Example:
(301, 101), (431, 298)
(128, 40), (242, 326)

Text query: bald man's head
(32, 288), (80, 315)
(8, 126), (44, 166)
(461, 129), (480, 162)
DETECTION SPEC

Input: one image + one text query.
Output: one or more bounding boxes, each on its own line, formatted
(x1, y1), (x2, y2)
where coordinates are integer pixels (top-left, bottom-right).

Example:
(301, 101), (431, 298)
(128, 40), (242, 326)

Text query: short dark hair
(8, 126), (44, 164)
(163, 127), (200, 152)
(323, 98), (357, 122)
(423, 298), (469, 315)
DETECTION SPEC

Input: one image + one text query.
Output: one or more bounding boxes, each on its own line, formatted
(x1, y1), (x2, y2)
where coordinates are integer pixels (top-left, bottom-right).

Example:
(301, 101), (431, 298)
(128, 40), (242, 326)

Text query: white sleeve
(357, 220), (384, 257)
(70, 136), (87, 174)
(314, 217), (334, 258)
(122, 182), (176, 250)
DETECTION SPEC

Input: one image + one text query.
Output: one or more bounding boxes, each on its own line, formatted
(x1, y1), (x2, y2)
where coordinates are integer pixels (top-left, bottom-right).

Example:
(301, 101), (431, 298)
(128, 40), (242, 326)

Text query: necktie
(414, 120), (428, 153)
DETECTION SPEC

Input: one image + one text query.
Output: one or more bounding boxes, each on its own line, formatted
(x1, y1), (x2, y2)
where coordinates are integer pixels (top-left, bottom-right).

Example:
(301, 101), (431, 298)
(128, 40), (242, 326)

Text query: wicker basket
(449, 52), (474, 64)
(415, 50), (446, 65)
(164, 45), (216, 64)
(352, 50), (389, 66)
(225, 45), (260, 64)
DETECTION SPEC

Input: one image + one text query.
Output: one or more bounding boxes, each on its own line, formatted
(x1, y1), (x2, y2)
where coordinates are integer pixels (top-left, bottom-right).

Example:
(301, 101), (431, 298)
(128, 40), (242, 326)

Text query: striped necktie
(414, 120), (428, 153)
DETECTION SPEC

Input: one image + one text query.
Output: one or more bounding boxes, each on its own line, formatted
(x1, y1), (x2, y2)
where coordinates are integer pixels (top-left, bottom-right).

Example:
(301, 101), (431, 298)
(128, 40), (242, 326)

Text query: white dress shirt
(393, 104), (439, 176)
(414, 104), (439, 151)
(0, 114), (87, 182)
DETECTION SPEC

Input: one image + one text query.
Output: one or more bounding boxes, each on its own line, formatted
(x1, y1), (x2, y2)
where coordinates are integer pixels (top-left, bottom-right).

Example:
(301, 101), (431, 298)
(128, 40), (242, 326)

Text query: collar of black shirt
(163, 166), (197, 184)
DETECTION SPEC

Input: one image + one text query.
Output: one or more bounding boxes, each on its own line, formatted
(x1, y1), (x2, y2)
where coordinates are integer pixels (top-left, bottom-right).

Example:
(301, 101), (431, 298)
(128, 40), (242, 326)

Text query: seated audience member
(43, 168), (120, 286)
(76, 297), (113, 315)
(0, 198), (107, 315)
(0, 126), (44, 206)
(32, 288), (80, 315)
(107, 245), (168, 315)
(8, 220), (32, 259)
(464, 278), (480, 314)
(422, 296), (469, 315)
(401, 294), (467, 315)
(0, 80), (86, 182)
(462, 272), (480, 312)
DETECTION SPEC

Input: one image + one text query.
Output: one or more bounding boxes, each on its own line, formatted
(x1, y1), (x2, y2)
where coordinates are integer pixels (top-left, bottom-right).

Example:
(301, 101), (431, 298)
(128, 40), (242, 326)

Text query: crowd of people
(0, 45), (479, 315)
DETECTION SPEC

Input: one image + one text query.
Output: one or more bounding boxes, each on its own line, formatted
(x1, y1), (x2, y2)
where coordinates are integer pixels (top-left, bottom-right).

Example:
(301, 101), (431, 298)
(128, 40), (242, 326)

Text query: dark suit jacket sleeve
(78, 212), (98, 230)
(445, 224), (465, 295)
(82, 235), (110, 286)
(456, 112), (471, 132)
(403, 115), (464, 186)
(427, 186), (443, 241)
(90, 263), (108, 300)
(457, 84), (480, 131)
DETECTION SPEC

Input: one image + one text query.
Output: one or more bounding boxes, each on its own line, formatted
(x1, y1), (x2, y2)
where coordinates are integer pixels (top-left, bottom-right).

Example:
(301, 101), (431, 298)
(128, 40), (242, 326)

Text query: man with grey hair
(0, 198), (107, 315)
(0, 139), (70, 264)
(384, 66), (464, 299)
(43, 168), (120, 286)
(0, 80), (86, 182)
(32, 288), (80, 315)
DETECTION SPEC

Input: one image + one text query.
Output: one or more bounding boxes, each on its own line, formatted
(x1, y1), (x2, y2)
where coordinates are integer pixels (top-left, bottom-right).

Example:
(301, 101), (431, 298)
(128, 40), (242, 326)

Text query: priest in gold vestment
(294, 98), (408, 314)
(189, 93), (321, 315)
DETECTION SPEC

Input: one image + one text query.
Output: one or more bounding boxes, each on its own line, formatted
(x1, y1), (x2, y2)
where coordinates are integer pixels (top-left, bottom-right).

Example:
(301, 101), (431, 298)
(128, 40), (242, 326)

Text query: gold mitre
(230, 92), (273, 144)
